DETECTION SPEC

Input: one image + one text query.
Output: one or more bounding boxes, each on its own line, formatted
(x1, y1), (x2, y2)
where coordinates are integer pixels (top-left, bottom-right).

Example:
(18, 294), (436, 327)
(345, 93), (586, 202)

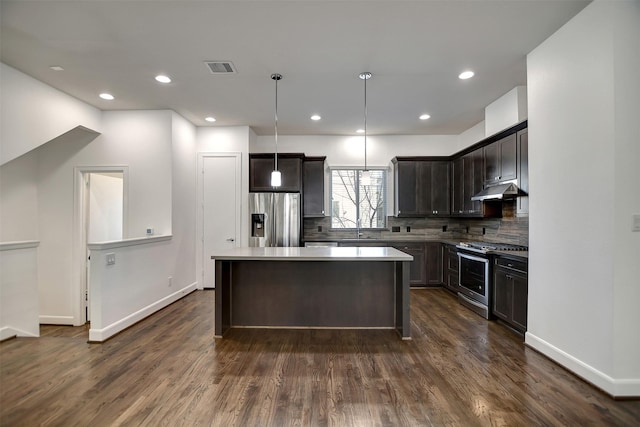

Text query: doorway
(197, 153), (241, 289)
(73, 166), (128, 325)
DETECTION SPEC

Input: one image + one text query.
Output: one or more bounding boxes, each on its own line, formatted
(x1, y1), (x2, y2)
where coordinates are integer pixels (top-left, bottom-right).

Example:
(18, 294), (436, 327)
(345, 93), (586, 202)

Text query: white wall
(86, 112), (198, 341)
(252, 134), (460, 168)
(611, 0), (640, 385)
(196, 125), (251, 246)
(33, 110), (174, 325)
(170, 112), (197, 290)
(0, 63), (102, 165)
(89, 173), (124, 242)
(0, 153), (39, 242)
(457, 121), (486, 152)
(526, 0), (639, 397)
(88, 237), (196, 341)
(0, 242), (39, 339)
(100, 111), (173, 237)
(485, 86), (527, 137)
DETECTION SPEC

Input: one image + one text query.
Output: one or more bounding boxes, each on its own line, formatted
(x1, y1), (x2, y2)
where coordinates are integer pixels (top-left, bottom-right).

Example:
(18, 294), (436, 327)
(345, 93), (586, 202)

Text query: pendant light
(270, 73), (283, 187)
(359, 72), (372, 186)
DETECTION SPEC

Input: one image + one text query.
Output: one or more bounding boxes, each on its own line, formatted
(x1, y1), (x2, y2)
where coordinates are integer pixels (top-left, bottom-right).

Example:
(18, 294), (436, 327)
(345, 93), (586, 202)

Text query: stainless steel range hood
(471, 182), (522, 201)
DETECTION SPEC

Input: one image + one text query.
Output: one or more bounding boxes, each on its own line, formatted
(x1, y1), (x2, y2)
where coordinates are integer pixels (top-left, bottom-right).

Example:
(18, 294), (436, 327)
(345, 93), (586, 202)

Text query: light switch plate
(106, 253), (116, 265)
(633, 214), (640, 232)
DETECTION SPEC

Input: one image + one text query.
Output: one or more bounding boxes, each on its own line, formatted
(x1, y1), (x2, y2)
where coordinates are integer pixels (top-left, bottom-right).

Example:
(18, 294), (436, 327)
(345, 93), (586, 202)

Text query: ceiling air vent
(204, 61), (237, 74)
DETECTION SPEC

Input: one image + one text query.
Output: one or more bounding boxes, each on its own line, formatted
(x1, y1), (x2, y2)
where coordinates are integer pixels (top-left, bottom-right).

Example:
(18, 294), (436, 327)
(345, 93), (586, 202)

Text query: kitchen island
(212, 246), (413, 339)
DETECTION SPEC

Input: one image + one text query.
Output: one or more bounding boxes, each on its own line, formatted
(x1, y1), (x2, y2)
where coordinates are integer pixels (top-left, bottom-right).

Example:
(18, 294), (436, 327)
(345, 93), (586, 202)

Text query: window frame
(329, 167), (388, 230)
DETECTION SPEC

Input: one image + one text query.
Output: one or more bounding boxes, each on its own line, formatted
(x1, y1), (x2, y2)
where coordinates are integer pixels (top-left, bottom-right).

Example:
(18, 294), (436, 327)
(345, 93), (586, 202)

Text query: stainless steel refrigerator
(249, 193), (300, 247)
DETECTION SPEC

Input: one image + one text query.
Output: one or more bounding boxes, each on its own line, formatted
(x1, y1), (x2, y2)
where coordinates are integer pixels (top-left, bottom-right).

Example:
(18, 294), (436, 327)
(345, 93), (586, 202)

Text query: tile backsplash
(304, 200), (528, 246)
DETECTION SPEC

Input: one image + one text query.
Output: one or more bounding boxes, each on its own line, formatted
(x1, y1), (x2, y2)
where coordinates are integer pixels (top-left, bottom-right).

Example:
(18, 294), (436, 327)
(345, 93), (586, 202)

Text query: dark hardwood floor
(1, 289), (638, 426)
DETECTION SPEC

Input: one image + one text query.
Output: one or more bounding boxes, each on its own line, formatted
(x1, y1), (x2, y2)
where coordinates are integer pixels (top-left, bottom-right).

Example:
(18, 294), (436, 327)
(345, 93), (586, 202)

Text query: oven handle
(458, 252), (489, 264)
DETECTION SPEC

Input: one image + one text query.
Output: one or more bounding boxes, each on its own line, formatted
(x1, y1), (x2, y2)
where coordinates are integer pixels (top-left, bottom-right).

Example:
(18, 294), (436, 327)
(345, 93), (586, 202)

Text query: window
(330, 168), (387, 229)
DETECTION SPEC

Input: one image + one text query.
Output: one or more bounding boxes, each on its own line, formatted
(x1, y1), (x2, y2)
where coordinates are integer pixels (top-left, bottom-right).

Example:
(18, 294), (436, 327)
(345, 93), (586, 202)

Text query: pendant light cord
(359, 72), (372, 172)
(364, 75), (367, 172)
(275, 75), (278, 172)
(271, 73), (282, 172)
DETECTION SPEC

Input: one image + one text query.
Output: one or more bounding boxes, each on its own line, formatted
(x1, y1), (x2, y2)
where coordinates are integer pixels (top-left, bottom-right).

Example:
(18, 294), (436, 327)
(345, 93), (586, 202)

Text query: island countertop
(211, 246), (413, 262)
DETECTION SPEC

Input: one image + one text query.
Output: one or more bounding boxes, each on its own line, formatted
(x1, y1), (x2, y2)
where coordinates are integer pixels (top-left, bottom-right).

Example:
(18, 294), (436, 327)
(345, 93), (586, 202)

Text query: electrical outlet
(168, 276), (172, 287)
(633, 214), (640, 232)
(146, 227), (154, 236)
(106, 253), (116, 265)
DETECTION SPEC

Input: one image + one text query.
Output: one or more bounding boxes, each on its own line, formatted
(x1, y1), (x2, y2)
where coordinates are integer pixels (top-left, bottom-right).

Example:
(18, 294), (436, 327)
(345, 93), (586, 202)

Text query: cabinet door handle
(507, 263), (514, 267)
(505, 274), (513, 280)
(226, 238), (235, 242)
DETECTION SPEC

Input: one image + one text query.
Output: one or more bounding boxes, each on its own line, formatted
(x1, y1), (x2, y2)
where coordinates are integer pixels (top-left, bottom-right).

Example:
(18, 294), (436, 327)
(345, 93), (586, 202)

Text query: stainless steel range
(456, 242), (528, 319)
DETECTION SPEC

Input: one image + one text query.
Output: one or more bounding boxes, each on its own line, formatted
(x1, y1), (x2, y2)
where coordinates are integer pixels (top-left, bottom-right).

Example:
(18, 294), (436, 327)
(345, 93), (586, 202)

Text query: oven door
(458, 252), (489, 305)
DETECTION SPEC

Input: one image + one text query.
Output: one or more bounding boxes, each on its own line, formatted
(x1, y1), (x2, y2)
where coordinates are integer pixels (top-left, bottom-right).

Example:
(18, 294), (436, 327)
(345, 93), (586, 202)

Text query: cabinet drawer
(494, 257), (527, 273)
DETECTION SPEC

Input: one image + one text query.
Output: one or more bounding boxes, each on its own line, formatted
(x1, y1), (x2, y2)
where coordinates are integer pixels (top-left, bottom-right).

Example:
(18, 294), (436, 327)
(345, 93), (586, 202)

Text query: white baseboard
(525, 332), (640, 398)
(89, 282), (197, 342)
(0, 326), (39, 340)
(39, 315), (75, 325)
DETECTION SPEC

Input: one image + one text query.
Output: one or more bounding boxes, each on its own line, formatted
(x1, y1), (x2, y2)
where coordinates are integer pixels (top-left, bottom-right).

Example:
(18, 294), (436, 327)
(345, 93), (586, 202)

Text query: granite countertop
(303, 238), (528, 259)
(211, 246), (413, 262)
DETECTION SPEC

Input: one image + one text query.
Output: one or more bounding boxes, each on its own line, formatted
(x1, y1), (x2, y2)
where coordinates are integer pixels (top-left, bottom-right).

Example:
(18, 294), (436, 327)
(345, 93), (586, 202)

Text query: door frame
(196, 152), (242, 290)
(72, 166), (129, 325)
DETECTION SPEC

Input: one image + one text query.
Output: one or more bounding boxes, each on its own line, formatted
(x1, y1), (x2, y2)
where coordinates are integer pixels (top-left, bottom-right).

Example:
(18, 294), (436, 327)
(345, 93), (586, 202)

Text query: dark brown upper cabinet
(451, 148), (500, 218)
(393, 158), (450, 217)
(484, 133), (517, 186)
(394, 160), (420, 216)
(302, 156), (326, 217)
(451, 157), (464, 216)
(249, 153), (303, 192)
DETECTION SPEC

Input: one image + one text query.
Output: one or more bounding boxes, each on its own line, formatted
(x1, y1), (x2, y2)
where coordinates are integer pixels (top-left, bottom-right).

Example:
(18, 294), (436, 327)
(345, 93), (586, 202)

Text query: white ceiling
(0, 0), (590, 136)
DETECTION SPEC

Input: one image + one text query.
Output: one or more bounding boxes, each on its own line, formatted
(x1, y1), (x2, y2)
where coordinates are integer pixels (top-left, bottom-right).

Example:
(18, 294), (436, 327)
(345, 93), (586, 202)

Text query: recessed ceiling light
(310, 115), (321, 121)
(459, 70), (475, 80)
(205, 117), (216, 122)
(419, 114), (431, 120)
(356, 129), (365, 134)
(155, 75), (171, 83)
(49, 65), (64, 71)
(99, 93), (115, 100)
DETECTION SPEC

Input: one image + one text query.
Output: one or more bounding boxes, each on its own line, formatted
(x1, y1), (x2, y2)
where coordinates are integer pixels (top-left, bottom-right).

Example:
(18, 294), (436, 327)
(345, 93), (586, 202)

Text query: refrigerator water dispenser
(251, 213), (265, 238)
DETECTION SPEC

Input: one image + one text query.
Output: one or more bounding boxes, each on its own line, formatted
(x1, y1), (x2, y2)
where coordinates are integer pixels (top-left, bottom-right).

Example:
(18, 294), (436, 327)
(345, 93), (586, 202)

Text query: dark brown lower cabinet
(492, 256), (528, 334)
(337, 240), (440, 287)
(425, 242), (443, 286)
(391, 243), (426, 286)
(442, 244), (459, 293)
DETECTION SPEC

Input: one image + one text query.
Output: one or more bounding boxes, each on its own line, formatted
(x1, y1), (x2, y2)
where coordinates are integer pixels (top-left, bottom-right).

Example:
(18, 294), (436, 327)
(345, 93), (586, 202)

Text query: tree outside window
(331, 169), (386, 229)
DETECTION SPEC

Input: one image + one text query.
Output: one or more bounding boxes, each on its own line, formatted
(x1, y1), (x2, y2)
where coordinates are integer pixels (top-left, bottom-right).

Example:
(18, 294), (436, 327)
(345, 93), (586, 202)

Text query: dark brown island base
(212, 247), (413, 339)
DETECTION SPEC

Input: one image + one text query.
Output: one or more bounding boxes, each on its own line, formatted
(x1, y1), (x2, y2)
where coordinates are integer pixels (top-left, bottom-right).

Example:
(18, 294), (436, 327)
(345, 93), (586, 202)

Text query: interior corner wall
(0, 63), (102, 165)
(611, 1), (640, 385)
(526, 0), (639, 396)
(35, 109), (174, 324)
(170, 112), (197, 289)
